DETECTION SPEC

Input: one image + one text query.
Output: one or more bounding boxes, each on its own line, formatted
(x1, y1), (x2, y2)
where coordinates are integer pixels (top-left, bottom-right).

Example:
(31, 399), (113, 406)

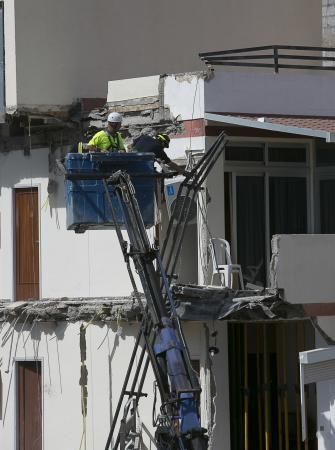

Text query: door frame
(14, 357), (44, 450)
(12, 184), (41, 301)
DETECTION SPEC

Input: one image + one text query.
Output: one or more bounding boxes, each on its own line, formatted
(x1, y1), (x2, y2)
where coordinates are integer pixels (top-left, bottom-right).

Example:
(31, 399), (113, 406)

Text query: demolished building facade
(1, 1), (335, 450)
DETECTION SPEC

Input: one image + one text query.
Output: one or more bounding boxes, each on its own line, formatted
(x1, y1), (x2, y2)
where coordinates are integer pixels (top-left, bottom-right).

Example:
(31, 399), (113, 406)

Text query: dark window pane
(236, 176), (266, 286)
(268, 147), (306, 163)
(226, 146), (264, 162)
(269, 177), (307, 237)
(320, 179), (335, 233)
(316, 145), (335, 166)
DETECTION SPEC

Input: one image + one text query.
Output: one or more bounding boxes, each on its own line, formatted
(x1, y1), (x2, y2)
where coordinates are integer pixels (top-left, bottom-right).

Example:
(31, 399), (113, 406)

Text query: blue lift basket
(64, 152), (156, 232)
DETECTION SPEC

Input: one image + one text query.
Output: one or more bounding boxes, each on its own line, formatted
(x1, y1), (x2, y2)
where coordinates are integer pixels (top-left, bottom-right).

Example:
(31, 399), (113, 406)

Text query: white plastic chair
(209, 238), (244, 289)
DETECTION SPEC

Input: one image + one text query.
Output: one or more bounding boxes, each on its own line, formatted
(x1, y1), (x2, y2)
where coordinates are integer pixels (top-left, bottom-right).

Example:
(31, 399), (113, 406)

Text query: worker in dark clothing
(130, 133), (184, 173)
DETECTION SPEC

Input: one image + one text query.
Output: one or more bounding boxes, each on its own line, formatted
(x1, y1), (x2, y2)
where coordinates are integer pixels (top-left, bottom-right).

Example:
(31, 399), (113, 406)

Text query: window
(319, 179), (335, 233)
(236, 176), (266, 286)
(268, 146), (306, 163)
(224, 143), (309, 286)
(316, 143), (335, 166)
(269, 177), (307, 236)
(225, 145), (264, 162)
(315, 141), (335, 232)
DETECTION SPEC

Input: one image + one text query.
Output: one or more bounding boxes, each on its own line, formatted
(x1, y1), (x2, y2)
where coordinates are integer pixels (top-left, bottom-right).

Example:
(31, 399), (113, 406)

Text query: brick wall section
(80, 98), (106, 113)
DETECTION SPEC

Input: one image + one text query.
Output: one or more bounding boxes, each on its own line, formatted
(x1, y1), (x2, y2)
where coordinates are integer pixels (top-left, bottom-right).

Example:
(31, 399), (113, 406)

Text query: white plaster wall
(271, 235), (335, 304)
(108, 76), (160, 103)
(169, 136), (205, 160)
(164, 75), (204, 121)
(64, 0), (321, 81)
(0, 147), (142, 299)
(108, 73), (204, 121)
(12, 0), (118, 108)
(5, 0), (322, 108)
(3, 0), (17, 111)
(205, 70), (335, 117)
(0, 322), (157, 449)
(0, 320), (218, 449)
(208, 321), (231, 450)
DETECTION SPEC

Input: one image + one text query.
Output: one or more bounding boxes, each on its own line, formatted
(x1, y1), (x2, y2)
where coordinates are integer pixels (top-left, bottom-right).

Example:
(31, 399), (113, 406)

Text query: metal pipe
(302, 324), (309, 450)
(202, 54), (335, 63)
(238, 325), (243, 450)
(295, 324), (302, 450)
(244, 324), (249, 450)
(282, 323), (290, 450)
(256, 325), (263, 450)
(112, 345), (147, 450)
(161, 133), (226, 278)
(230, 324), (237, 448)
(202, 61), (335, 71)
(276, 324), (283, 450)
(199, 44), (335, 59)
(105, 328), (143, 450)
(263, 324), (270, 450)
(113, 356), (151, 450)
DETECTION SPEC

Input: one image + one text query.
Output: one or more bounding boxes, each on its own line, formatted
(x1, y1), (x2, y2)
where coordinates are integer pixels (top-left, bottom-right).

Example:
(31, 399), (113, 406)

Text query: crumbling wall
(0, 315), (209, 449)
(323, 0), (335, 48)
(270, 234), (335, 303)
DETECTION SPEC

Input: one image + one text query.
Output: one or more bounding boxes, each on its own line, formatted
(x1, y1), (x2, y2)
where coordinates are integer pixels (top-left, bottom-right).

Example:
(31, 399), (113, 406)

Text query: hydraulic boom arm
(103, 133), (227, 449)
(103, 172), (208, 450)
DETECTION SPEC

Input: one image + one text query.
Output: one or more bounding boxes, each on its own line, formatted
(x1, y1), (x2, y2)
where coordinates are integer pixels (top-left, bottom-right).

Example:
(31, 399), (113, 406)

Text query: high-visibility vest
(87, 130), (125, 152)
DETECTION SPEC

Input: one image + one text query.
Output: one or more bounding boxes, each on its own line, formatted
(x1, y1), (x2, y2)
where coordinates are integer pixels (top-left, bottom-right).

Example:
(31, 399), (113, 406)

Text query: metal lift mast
(101, 132), (227, 450)
(103, 171), (207, 450)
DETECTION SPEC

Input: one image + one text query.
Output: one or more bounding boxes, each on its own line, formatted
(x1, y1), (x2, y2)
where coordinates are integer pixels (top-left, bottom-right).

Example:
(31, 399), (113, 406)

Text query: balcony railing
(199, 45), (335, 73)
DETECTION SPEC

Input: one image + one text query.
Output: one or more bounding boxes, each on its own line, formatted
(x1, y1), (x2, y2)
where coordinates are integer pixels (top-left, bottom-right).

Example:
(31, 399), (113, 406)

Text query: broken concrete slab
(172, 284), (306, 321)
(0, 297), (142, 323)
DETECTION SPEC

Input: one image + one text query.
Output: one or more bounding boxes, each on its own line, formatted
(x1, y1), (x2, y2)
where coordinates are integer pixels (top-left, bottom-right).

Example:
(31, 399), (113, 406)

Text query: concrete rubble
(172, 284), (307, 321)
(0, 284), (307, 324)
(0, 297), (142, 323)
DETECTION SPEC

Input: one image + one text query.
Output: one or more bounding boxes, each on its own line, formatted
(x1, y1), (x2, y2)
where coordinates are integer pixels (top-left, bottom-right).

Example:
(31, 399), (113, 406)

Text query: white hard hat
(107, 112), (122, 123)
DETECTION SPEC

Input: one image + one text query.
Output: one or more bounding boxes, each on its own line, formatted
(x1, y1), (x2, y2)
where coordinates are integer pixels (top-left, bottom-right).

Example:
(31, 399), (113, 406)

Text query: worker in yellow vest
(79, 112), (125, 153)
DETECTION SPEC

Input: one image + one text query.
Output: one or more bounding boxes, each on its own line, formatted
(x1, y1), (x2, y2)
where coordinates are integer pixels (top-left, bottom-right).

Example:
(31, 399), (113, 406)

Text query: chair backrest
(210, 238), (233, 268)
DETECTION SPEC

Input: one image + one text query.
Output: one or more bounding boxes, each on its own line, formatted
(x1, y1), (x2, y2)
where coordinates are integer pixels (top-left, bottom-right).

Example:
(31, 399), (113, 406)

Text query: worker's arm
(167, 160), (185, 174)
(87, 132), (102, 152)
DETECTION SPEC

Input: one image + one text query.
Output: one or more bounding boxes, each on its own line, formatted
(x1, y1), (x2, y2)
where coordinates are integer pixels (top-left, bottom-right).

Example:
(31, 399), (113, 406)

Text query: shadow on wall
(0, 145), (67, 187)
(0, 146), (69, 222)
(105, 323), (138, 429)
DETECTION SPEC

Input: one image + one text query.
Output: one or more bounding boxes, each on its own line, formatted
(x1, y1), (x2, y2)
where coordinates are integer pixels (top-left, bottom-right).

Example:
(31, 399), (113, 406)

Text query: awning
(205, 112), (335, 142)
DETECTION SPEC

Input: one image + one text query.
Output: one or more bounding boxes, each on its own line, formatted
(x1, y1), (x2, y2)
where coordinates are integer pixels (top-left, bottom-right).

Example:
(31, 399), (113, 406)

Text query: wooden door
(15, 188), (39, 300)
(17, 361), (42, 450)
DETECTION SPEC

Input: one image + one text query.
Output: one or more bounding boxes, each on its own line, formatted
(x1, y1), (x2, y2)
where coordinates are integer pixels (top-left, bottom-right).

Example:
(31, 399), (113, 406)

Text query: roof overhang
(205, 112), (335, 142)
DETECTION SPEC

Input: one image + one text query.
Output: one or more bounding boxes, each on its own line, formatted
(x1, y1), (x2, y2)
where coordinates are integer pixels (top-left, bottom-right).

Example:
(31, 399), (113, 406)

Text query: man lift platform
(61, 133), (227, 450)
